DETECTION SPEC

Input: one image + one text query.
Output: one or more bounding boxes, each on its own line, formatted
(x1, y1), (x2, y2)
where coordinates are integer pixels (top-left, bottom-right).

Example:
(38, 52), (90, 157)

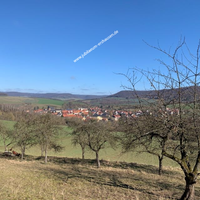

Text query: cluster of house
(33, 106), (179, 121)
(165, 107), (180, 115)
(33, 106), (130, 121)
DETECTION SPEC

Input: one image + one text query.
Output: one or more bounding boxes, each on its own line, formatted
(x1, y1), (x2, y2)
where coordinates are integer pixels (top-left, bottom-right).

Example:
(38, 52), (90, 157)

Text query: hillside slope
(1, 156), (199, 199)
(109, 86), (200, 102)
(3, 92), (106, 100)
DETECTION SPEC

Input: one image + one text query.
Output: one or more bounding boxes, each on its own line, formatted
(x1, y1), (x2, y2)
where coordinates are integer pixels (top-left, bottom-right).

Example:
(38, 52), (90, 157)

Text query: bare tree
(34, 114), (63, 163)
(119, 115), (165, 175)
(66, 118), (87, 160)
(85, 120), (115, 168)
(13, 114), (37, 160)
(68, 118), (116, 168)
(71, 127), (88, 160)
(120, 39), (200, 199)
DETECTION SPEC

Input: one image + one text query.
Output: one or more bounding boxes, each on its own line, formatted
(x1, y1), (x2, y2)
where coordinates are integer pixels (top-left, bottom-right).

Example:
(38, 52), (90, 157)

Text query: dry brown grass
(0, 155), (200, 200)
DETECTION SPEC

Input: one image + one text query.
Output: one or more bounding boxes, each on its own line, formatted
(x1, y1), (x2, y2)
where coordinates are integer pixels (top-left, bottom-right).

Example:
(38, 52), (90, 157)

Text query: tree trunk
(158, 155), (163, 175)
(4, 141), (7, 151)
(21, 147), (25, 160)
(81, 146), (85, 160)
(5, 142), (12, 152)
(41, 145), (44, 157)
(180, 175), (196, 200)
(44, 149), (48, 163)
(96, 151), (100, 168)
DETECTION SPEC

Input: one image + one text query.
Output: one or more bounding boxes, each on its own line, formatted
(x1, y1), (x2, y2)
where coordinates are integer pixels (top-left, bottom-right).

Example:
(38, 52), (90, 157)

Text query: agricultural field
(0, 96), (65, 108)
(37, 98), (64, 106)
(0, 95), (157, 111)
(0, 96), (38, 105)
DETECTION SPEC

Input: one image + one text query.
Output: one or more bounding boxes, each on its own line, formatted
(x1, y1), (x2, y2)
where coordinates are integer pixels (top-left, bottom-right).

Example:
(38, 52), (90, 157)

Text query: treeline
(0, 104), (26, 121)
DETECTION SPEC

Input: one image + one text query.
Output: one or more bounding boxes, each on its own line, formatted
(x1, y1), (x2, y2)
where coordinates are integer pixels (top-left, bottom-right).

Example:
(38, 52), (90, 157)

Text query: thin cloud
(96, 92), (107, 95)
(81, 88), (89, 91)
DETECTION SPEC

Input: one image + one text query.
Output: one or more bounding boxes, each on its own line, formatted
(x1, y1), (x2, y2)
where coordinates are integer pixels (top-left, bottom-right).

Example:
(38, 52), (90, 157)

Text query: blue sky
(1, 0), (200, 95)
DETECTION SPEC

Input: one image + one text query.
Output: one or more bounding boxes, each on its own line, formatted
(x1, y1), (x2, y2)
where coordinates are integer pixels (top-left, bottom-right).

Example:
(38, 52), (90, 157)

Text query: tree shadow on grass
(2, 154), (200, 199)
(42, 162), (182, 200)
(36, 155), (180, 176)
(0, 152), (179, 176)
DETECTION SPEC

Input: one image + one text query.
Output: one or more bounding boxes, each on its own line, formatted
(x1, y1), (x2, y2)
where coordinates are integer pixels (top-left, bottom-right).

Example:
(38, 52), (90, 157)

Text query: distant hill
(0, 92), (7, 96)
(2, 92), (107, 100)
(108, 86), (200, 102)
(2, 86), (200, 103)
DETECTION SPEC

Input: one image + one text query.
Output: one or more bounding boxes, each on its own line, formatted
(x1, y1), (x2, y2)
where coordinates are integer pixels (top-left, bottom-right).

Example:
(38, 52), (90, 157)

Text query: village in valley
(33, 106), (141, 121)
(33, 106), (179, 121)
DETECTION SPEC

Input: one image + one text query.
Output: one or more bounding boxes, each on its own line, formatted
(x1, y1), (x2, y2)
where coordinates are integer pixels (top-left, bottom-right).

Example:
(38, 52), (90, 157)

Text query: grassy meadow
(0, 120), (15, 130)
(37, 98), (64, 106)
(0, 120), (177, 168)
(0, 96), (37, 105)
(0, 155), (200, 200)
(1, 119), (200, 199)
(0, 96), (64, 108)
(0, 95), (157, 111)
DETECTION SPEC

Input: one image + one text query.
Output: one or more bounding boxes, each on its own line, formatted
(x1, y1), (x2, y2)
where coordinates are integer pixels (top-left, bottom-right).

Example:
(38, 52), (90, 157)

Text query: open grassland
(0, 96), (64, 108)
(0, 120), (177, 167)
(0, 95), (156, 110)
(0, 156), (200, 200)
(1, 120), (200, 199)
(19, 142), (178, 168)
(0, 120), (16, 130)
(37, 98), (64, 106)
(0, 96), (38, 105)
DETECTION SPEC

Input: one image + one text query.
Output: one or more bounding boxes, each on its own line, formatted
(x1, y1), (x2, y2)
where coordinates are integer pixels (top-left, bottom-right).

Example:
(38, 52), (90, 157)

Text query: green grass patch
(25, 133), (177, 168)
(37, 98), (64, 106)
(0, 120), (16, 130)
(0, 121), (177, 168)
(0, 96), (65, 108)
(0, 96), (37, 105)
